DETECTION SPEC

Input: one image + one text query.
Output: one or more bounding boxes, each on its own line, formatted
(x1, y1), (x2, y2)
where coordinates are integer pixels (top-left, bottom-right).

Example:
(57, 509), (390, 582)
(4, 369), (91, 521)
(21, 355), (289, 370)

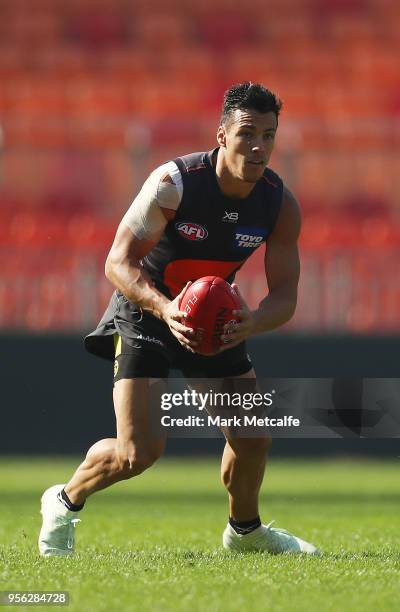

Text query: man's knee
(84, 437), (164, 480)
(117, 442), (165, 479)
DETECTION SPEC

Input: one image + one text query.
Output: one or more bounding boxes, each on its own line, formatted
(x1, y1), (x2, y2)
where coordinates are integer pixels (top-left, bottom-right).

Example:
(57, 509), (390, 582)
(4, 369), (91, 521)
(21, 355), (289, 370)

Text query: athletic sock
(57, 488), (85, 512)
(229, 516), (261, 535)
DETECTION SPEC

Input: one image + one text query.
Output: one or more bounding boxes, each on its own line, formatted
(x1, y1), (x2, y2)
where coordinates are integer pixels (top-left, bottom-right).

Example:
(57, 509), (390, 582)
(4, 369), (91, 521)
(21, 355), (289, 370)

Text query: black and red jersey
(85, 148), (283, 360)
(142, 148), (283, 298)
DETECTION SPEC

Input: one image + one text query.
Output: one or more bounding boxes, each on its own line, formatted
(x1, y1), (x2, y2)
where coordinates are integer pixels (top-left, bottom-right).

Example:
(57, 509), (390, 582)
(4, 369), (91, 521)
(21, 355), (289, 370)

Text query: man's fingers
(170, 311), (188, 321)
(177, 281), (192, 303)
(232, 308), (250, 319)
(174, 333), (197, 351)
(170, 319), (194, 335)
(222, 319), (246, 334)
(170, 322), (198, 347)
(222, 324), (238, 338)
(220, 332), (239, 344)
(231, 283), (248, 309)
(231, 282), (243, 299)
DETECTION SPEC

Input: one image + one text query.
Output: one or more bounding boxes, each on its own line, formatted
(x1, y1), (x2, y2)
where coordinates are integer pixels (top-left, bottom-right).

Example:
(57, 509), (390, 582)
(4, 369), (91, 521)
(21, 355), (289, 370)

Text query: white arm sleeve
(121, 161), (183, 239)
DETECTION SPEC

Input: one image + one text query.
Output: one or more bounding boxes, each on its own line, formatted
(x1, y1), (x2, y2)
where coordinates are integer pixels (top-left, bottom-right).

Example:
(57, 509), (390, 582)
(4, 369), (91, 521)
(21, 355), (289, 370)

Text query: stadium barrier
(1, 333), (398, 457)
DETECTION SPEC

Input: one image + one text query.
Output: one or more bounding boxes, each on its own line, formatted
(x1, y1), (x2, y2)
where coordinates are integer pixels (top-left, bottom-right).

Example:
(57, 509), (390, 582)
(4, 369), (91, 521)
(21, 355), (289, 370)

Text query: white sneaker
(38, 484), (81, 557)
(223, 520), (321, 555)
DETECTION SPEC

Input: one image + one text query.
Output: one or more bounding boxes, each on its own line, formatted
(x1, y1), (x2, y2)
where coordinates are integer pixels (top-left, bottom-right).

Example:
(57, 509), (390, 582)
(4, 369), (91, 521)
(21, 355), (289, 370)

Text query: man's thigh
(186, 368), (267, 440)
(113, 378), (167, 456)
(113, 335), (169, 452)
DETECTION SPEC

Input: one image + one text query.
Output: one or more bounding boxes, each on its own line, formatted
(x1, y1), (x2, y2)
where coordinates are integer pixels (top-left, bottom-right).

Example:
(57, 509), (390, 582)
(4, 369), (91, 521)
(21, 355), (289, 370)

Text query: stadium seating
(0, 0), (399, 331)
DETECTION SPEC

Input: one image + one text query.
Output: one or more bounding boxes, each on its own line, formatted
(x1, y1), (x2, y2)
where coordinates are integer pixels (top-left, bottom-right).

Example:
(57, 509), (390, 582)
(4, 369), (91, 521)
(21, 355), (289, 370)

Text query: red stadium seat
(0, 0), (399, 333)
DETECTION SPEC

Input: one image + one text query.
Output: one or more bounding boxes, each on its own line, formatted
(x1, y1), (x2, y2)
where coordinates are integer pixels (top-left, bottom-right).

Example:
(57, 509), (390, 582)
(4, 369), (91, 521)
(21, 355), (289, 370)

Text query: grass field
(0, 457), (399, 612)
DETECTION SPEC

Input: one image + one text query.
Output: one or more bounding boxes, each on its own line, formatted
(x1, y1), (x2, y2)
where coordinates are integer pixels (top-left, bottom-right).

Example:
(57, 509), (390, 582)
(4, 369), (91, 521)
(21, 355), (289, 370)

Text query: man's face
(217, 109), (277, 183)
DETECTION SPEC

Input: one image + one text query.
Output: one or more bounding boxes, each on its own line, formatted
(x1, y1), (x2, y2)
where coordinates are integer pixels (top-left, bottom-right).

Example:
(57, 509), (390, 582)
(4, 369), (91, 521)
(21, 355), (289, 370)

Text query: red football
(179, 276), (242, 355)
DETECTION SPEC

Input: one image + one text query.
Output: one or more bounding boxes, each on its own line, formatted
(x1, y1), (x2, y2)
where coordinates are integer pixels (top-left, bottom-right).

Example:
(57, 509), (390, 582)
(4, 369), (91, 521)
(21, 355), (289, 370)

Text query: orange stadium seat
(101, 49), (153, 80)
(6, 78), (68, 116)
(67, 78), (133, 117)
(134, 81), (204, 117)
(23, 273), (72, 330)
(226, 50), (281, 88)
(0, 211), (14, 246)
(0, 0), (398, 332)
(3, 120), (71, 149)
(69, 122), (127, 149)
(63, 5), (130, 48)
(2, 13), (61, 47)
(196, 12), (254, 51)
(0, 46), (26, 79)
(150, 48), (217, 89)
(0, 280), (19, 328)
(134, 14), (194, 50)
(6, 214), (66, 248)
(28, 47), (98, 78)
(361, 219), (400, 248)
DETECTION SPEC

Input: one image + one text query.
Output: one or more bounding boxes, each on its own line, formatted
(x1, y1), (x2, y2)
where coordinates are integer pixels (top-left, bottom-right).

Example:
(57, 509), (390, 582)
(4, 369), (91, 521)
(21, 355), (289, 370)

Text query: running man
(38, 82), (319, 556)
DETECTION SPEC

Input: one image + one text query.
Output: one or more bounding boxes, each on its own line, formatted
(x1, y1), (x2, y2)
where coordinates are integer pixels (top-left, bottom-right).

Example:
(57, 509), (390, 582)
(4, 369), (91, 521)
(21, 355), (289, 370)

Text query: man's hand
(160, 282), (198, 352)
(219, 284), (255, 351)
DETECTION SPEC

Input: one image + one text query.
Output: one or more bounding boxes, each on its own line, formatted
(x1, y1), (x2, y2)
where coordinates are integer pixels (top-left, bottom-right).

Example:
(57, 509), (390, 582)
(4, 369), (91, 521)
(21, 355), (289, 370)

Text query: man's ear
(217, 125), (226, 148)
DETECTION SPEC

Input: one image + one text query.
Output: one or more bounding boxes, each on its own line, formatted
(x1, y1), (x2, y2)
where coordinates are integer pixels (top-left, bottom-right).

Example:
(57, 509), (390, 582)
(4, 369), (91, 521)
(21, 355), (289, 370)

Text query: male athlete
(38, 82), (319, 556)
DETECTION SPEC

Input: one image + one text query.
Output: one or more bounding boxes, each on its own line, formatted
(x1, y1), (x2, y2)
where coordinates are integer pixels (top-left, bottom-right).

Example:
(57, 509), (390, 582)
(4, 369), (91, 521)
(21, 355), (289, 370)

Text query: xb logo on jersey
(176, 221), (208, 241)
(222, 211), (239, 223)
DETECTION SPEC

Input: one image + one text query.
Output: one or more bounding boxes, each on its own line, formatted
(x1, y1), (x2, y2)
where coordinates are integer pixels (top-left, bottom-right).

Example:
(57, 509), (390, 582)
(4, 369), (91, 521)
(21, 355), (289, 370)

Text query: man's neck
(214, 148), (256, 199)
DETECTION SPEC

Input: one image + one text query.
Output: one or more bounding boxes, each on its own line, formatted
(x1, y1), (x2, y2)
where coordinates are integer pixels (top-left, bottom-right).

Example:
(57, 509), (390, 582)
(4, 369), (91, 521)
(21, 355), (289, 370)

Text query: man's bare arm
(105, 223), (169, 319)
(104, 172), (197, 350)
(219, 185), (301, 348)
(251, 184), (301, 334)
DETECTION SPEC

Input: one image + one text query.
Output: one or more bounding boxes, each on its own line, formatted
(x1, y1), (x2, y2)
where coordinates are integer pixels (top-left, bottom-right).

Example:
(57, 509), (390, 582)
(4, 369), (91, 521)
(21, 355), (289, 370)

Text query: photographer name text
(160, 415), (300, 428)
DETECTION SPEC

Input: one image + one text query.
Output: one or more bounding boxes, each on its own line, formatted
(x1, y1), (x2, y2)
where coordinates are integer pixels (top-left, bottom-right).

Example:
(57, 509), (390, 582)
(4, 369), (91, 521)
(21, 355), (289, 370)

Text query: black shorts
(85, 290), (253, 380)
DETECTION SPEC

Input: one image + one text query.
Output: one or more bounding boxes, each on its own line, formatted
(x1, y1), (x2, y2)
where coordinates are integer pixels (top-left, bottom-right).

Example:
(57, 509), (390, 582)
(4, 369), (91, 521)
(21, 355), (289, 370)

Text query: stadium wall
(1, 333), (399, 457)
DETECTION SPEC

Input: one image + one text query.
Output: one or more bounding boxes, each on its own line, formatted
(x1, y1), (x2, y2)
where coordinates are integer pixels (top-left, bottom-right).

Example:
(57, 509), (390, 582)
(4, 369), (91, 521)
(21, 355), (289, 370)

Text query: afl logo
(176, 221), (208, 241)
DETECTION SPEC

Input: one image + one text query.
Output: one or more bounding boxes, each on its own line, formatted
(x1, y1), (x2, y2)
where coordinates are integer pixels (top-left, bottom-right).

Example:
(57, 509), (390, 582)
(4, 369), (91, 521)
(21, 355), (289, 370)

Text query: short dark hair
(221, 82), (282, 126)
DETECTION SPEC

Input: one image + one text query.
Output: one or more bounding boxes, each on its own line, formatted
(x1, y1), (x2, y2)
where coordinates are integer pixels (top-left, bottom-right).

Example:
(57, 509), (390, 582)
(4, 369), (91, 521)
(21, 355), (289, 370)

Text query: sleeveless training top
(141, 147), (283, 299)
(84, 148), (284, 359)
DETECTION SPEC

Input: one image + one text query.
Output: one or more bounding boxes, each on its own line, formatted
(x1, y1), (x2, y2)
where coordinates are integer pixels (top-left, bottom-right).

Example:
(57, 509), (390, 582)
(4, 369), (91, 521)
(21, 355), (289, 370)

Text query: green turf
(0, 457), (399, 611)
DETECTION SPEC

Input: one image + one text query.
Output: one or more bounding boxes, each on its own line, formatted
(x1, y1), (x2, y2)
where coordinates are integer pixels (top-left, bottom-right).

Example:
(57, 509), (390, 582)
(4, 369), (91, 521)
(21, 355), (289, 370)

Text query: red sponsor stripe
(164, 259), (244, 297)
